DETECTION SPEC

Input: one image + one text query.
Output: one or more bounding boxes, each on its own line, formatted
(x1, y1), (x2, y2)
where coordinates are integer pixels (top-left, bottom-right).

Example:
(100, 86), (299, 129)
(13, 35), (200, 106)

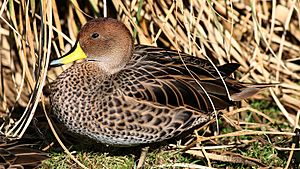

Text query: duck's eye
(91, 32), (99, 39)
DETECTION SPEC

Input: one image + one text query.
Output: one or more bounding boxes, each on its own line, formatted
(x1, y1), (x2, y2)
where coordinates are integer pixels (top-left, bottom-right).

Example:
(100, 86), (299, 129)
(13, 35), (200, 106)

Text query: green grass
(41, 151), (135, 168)
(243, 142), (286, 166)
(144, 150), (196, 168)
(41, 149), (196, 169)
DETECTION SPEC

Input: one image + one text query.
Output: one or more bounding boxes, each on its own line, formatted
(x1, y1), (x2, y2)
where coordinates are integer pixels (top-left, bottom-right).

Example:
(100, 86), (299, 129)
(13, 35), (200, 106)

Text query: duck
(49, 17), (263, 146)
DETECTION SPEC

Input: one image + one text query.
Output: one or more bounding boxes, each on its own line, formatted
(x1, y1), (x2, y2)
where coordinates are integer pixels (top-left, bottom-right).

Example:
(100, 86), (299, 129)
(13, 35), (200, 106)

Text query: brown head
(50, 18), (134, 74)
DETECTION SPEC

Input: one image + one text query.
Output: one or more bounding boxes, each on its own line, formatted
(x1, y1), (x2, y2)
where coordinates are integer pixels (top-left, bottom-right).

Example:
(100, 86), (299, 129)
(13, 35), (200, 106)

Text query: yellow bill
(50, 42), (87, 66)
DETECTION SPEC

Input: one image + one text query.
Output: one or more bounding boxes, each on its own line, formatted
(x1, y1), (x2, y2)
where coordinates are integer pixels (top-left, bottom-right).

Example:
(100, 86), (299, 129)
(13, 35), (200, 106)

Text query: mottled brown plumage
(50, 18), (261, 146)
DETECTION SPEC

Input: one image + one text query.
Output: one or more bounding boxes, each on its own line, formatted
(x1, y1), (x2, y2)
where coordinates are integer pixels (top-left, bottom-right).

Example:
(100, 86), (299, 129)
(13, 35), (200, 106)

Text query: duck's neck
(95, 60), (127, 75)
(88, 49), (132, 75)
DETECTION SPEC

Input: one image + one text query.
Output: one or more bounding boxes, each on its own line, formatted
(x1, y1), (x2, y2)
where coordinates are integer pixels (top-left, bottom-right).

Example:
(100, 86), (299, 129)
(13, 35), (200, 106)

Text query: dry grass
(0, 0), (300, 168)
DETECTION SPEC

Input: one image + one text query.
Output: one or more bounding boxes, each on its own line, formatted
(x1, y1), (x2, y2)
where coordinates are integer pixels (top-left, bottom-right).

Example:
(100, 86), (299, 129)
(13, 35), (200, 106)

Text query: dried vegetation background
(0, 0), (300, 168)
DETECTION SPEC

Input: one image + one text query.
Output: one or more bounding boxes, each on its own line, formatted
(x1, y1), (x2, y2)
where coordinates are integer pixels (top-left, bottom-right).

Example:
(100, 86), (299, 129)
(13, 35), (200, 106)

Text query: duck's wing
(116, 45), (243, 112)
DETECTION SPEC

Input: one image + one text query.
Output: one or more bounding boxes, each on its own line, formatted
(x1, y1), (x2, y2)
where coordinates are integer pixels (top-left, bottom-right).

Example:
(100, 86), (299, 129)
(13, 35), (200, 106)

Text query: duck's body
(50, 18), (260, 146)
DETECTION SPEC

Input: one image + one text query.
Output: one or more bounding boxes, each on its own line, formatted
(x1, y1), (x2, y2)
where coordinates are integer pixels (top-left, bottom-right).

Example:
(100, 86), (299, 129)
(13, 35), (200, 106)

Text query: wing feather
(115, 45), (240, 112)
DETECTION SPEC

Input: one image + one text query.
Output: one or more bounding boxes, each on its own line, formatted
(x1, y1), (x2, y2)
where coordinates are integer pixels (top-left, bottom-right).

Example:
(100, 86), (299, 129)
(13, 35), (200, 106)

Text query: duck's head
(50, 18), (133, 74)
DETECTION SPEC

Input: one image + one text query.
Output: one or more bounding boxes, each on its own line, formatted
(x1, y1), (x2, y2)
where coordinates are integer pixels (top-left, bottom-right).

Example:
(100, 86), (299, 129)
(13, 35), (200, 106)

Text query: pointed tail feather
(231, 83), (279, 101)
(242, 83), (280, 88)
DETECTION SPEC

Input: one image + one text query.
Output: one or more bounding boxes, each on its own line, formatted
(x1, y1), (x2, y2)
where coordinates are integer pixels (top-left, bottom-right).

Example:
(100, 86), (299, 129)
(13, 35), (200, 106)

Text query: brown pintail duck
(50, 18), (265, 146)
